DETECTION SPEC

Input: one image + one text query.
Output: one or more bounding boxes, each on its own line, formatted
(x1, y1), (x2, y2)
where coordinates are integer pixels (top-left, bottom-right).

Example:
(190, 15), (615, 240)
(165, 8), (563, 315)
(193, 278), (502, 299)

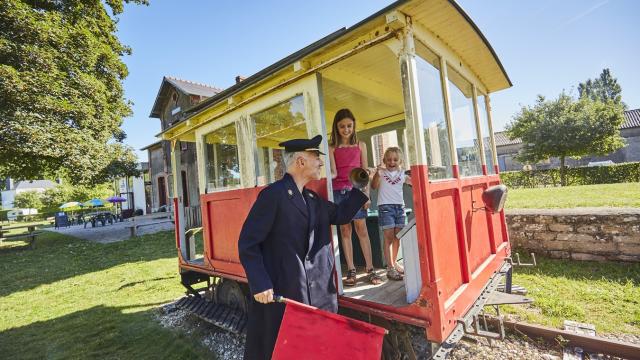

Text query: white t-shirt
(377, 169), (405, 206)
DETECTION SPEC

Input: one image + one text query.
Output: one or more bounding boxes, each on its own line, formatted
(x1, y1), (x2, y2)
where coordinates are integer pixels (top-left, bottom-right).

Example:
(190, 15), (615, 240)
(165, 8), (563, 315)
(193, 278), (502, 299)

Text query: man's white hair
(283, 151), (302, 169)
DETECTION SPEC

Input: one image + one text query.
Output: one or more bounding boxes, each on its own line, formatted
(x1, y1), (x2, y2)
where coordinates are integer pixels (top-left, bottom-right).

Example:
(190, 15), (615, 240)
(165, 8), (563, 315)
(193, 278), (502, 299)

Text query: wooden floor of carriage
(341, 267), (407, 307)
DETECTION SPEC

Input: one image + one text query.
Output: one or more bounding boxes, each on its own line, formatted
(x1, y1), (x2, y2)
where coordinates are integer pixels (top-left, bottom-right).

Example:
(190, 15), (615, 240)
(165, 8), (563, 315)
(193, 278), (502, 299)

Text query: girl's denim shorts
(378, 204), (406, 230)
(333, 189), (367, 220)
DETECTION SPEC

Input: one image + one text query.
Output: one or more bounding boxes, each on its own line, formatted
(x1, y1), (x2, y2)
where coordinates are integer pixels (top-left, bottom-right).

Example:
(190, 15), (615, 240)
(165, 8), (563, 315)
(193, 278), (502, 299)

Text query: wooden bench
(0, 231), (41, 249)
(126, 219), (174, 238)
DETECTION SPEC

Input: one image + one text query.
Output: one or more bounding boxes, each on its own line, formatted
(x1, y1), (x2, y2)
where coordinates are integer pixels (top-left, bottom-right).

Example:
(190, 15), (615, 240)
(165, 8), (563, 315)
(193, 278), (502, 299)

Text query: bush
(13, 191), (43, 210)
(501, 162), (640, 188)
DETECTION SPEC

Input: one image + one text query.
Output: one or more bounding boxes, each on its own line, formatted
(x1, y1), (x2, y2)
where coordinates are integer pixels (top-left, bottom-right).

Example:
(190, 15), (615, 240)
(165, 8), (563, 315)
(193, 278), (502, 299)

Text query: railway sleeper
(175, 295), (248, 335)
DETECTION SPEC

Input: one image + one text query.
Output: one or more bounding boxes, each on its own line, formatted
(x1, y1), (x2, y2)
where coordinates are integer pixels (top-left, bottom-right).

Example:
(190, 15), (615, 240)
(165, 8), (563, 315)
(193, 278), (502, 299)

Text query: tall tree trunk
(560, 156), (566, 187)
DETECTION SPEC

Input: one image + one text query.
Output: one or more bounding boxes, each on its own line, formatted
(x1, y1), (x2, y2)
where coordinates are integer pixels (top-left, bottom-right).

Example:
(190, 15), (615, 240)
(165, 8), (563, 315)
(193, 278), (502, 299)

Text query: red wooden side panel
(411, 165), (510, 343)
(200, 187), (264, 277)
(427, 187), (464, 300)
(460, 184), (492, 273)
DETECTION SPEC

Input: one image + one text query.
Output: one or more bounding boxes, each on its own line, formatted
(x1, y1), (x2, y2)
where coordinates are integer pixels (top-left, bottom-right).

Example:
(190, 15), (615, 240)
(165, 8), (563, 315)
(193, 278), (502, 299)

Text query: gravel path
(449, 334), (561, 360)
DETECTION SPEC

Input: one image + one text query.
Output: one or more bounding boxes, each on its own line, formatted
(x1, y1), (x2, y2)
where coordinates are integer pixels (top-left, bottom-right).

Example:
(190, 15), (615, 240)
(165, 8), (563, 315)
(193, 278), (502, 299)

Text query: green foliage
(41, 182), (113, 210)
(92, 143), (141, 183)
(501, 162), (640, 188)
(13, 190), (43, 209)
(503, 254), (640, 335)
(578, 68), (625, 107)
(0, 0), (147, 185)
(506, 93), (625, 185)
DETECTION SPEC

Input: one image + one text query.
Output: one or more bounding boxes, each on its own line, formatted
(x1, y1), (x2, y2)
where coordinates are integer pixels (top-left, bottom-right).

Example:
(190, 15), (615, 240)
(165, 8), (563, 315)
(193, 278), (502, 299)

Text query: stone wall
(506, 208), (640, 262)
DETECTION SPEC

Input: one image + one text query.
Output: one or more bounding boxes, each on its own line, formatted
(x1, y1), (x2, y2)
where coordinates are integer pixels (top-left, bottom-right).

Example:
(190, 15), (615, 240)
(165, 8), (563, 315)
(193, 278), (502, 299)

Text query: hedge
(500, 162), (640, 188)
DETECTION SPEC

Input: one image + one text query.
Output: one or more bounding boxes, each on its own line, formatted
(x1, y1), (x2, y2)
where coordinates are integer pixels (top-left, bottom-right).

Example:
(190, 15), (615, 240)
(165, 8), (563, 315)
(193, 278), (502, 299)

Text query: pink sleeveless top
(332, 146), (361, 190)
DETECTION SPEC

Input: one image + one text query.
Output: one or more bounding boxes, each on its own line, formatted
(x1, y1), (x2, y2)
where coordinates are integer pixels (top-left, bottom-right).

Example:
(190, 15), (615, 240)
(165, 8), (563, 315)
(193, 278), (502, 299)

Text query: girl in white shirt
(371, 147), (411, 281)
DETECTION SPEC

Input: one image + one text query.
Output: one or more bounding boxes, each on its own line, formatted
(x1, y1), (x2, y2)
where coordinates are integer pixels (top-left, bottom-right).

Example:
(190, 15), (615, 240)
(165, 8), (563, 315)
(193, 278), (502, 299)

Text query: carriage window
(204, 123), (241, 192)
(477, 94), (496, 174)
(251, 95), (307, 185)
(416, 44), (453, 180)
(447, 67), (483, 177)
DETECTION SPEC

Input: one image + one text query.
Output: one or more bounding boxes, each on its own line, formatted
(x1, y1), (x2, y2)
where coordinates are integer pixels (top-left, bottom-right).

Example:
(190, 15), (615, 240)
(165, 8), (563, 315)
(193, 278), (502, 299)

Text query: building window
(204, 123), (241, 192)
(157, 176), (167, 207)
(251, 95), (307, 185)
(415, 43), (453, 180)
(447, 66), (483, 177)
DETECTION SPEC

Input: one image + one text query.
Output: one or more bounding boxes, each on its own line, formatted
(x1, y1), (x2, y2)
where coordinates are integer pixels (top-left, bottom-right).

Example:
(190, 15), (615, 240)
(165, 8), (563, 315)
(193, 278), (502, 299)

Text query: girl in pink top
(329, 108), (382, 286)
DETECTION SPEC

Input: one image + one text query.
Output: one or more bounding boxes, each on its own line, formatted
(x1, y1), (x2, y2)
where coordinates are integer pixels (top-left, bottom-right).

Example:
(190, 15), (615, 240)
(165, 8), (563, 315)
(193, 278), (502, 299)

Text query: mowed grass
(504, 253), (640, 335)
(507, 182), (640, 209)
(0, 230), (212, 359)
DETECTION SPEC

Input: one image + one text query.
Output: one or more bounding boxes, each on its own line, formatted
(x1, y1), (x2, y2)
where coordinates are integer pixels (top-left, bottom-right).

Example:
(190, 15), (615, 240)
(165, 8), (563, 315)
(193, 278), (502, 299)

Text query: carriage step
(175, 296), (248, 334)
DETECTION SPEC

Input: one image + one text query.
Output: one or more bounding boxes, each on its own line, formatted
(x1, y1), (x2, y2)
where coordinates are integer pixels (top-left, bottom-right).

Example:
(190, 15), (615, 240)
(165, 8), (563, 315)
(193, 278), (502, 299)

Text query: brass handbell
(348, 167), (370, 190)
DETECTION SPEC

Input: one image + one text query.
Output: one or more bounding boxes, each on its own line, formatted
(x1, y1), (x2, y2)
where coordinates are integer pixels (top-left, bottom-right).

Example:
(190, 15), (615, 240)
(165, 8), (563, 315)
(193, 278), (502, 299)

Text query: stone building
(495, 108), (640, 171)
(143, 77), (221, 227)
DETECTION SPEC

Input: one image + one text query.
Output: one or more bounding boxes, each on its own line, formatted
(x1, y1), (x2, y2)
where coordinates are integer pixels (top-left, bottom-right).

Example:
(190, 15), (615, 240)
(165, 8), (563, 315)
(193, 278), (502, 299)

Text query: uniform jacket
(238, 173), (368, 359)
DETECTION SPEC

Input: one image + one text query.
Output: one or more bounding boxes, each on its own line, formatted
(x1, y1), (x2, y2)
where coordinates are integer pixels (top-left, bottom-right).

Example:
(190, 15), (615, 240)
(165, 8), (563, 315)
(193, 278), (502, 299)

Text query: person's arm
(329, 146), (337, 179)
(238, 187), (278, 300)
(371, 165), (383, 190)
(405, 173), (412, 187)
(359, 141), (371, 209)
(326, 188), (369, 225)
(359, 141), (368, 169)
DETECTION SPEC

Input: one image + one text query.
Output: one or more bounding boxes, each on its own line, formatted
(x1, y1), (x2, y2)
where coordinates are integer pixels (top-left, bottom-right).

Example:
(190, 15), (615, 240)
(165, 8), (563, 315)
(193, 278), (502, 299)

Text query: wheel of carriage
(214, 279), (249, 314)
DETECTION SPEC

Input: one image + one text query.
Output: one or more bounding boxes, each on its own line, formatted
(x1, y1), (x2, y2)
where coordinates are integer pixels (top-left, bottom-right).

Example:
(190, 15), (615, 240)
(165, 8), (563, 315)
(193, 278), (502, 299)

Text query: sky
(117, 0), (640, 160)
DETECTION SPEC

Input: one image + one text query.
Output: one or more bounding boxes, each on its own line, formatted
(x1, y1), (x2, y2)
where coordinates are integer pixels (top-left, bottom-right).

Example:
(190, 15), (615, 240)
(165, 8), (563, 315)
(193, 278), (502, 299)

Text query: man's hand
(254, 289), (274, 304)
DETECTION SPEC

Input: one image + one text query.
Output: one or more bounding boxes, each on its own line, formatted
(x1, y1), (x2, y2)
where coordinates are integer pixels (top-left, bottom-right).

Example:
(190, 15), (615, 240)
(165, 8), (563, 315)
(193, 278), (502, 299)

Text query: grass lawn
(505, 253), (640, 335)
(507, 182), (640, 209)
(0, 230), (213, 359)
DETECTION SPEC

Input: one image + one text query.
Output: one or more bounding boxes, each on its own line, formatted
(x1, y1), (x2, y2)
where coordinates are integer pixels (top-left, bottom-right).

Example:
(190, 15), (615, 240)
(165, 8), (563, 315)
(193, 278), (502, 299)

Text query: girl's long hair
(329, 108), (358, 147)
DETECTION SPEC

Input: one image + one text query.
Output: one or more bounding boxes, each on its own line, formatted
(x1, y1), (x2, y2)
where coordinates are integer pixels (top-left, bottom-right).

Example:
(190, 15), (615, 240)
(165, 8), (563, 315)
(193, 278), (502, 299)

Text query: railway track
(494, 318), (640, 360)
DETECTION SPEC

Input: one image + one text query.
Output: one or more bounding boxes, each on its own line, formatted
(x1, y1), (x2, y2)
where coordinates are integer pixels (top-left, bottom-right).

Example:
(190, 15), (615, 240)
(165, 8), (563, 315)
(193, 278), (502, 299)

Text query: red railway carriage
(161, 0), (513, 355)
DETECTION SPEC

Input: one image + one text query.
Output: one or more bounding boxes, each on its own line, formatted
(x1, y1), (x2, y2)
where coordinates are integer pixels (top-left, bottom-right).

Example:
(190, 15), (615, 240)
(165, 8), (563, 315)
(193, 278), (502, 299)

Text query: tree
(0, 0), (147, 184)
(92, 143), (141, 183)
(578, 68), (625, 107)
(13, 191), (43, 209)
(506, 93), (625, 186)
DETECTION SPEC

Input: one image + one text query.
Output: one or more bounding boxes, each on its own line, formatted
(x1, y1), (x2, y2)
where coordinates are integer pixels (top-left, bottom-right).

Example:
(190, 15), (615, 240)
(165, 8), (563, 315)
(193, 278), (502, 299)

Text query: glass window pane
(447, 66), (483, 177)
(415, 44), (453, 180)
(477, 94), (496, 174)
(204, 123), (241, 192)
(251, 95), (307, 185)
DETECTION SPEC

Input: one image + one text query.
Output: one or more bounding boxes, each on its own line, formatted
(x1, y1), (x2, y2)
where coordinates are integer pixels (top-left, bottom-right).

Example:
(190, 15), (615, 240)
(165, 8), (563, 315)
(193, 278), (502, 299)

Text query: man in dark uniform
(238, 135), (368, 359)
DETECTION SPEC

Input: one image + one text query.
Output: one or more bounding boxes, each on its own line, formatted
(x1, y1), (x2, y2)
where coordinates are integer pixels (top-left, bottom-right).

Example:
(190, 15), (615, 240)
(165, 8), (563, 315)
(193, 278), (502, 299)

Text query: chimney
(5, 177), (14, 190)
(235, 75), (246, 84)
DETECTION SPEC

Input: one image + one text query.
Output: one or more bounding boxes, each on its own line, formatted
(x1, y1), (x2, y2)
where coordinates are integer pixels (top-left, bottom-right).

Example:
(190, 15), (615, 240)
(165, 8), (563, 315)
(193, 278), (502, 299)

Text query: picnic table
(83, 211), (117, 228)
(0, 224), (41, 249)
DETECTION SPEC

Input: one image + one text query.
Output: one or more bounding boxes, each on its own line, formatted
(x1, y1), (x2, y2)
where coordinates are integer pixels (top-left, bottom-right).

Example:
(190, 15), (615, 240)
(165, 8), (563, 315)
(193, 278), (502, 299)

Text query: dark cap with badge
(279, 135), (325, 155)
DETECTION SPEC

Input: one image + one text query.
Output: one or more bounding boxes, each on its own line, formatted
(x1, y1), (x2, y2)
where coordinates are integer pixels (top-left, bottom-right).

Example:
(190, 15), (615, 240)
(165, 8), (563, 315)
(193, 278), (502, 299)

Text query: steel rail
(486, 317), (640, 360)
